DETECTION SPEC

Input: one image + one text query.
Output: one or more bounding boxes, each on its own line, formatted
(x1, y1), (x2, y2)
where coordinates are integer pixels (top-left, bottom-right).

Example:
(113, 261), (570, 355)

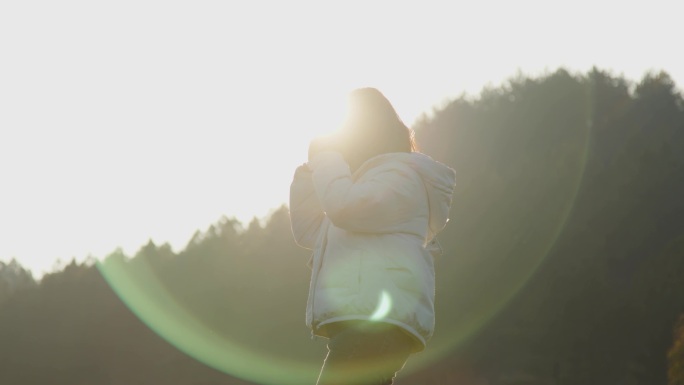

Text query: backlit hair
(338, 88), (416, 172)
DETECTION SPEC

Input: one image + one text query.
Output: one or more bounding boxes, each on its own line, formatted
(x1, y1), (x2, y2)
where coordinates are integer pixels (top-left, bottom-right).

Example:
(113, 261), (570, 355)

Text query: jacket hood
(356, 152), (456, 238)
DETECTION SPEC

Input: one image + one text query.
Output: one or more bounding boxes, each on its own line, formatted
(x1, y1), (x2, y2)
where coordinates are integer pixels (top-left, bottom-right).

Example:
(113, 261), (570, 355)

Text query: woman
(289, 88), (456, 385)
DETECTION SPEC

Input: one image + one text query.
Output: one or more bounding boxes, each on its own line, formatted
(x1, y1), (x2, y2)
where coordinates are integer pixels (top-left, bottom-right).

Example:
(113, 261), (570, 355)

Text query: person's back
(289, 88), (456, 385)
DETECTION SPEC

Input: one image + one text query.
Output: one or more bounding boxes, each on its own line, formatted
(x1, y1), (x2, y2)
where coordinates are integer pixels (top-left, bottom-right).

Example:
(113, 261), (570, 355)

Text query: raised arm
(309, 151), (423, 233)
(289, 163), (325, 249)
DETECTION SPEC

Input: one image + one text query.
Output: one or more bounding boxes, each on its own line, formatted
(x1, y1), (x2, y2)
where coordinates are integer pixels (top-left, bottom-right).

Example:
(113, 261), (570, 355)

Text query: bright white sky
(0, 0), (681, 277)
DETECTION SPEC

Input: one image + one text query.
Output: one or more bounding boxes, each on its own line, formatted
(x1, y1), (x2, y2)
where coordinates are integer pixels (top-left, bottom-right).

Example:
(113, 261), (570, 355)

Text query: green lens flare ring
(98, 114), (590, 384)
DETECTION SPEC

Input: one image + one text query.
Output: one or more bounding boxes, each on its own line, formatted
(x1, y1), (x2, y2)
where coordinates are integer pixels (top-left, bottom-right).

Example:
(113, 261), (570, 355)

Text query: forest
(1, 67), (683, 385)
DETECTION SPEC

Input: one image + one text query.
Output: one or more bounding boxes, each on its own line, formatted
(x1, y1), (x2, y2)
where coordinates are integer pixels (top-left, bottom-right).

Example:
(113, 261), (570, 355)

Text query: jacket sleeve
(289, 163), (325, 249)
(309, 151), (422, 233)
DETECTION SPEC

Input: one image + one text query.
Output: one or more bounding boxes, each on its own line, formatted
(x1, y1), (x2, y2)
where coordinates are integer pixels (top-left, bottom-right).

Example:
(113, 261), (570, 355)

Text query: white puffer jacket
(289, 151), (456, 351)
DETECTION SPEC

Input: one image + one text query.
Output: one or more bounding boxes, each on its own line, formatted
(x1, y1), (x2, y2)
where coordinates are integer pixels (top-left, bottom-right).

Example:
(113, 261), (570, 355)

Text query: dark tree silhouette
(0, 259), (35, 305)
(670, 315), (684, 385)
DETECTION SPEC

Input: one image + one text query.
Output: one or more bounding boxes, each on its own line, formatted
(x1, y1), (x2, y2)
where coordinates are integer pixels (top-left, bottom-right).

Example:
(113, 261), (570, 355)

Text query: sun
(301, 91), (350, 141)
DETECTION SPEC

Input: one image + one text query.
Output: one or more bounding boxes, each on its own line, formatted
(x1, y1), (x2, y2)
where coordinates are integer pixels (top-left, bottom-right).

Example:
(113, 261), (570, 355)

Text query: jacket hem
(314, 315), (427, 353)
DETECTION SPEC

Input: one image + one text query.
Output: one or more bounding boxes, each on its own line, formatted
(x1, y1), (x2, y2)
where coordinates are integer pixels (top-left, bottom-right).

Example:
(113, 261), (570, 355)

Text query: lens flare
(96, 101), (594, 382)
(369, 290), (393, 321)
(96, 253), (321, 385)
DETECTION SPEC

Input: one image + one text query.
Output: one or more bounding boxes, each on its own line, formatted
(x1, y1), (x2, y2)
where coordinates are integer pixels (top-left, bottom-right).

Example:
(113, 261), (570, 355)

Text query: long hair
(337, 88), (416, 172)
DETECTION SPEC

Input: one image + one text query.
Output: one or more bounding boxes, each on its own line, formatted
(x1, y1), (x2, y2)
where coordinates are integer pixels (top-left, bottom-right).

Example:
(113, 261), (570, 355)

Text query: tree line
(1, 67), (683, 385)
